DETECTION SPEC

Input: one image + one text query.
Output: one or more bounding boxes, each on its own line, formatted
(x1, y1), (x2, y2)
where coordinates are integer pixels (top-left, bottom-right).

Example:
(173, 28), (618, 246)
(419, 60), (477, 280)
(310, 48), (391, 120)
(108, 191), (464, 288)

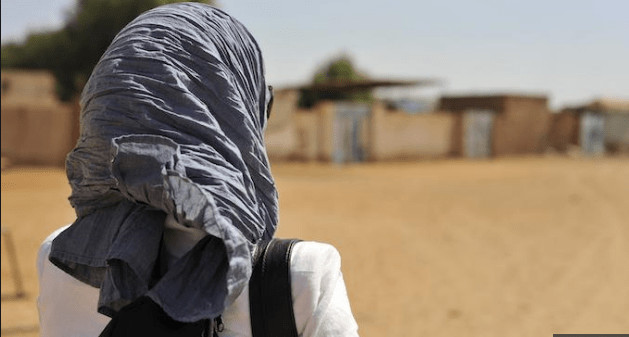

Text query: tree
(1, 0), (215, 101)
(298, 55), (373, 108)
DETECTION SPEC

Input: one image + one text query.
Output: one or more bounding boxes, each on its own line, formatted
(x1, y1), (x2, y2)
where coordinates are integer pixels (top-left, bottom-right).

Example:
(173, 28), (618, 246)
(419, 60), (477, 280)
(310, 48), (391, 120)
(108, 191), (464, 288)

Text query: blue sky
(2, 0), (628, 108)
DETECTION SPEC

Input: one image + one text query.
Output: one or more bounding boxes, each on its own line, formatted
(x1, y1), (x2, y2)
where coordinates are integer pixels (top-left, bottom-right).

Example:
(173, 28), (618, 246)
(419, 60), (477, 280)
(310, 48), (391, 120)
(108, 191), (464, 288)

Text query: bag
(249, 238), (301, 337)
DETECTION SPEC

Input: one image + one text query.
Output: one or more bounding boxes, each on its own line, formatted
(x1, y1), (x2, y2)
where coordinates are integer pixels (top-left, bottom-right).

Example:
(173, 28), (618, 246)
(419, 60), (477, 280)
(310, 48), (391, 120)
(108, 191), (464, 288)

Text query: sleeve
(290, 241), (360, 337)
(37, 226), (111, 337)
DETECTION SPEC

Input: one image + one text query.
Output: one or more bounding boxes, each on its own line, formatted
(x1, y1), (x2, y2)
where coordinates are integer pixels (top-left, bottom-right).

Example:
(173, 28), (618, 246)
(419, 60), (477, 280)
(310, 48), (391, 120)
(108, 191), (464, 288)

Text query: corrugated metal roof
(289, 78), (442, 92)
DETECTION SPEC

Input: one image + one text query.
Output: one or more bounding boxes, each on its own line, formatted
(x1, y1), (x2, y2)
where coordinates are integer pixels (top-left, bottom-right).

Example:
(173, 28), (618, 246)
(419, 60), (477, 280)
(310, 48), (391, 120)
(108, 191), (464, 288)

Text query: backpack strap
(249, 238), (301, 337)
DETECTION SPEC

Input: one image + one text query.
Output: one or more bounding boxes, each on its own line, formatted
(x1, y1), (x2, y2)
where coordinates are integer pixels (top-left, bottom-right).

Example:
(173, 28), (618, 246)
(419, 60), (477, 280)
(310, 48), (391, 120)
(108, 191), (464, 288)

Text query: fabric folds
(49, 3), (277, 322)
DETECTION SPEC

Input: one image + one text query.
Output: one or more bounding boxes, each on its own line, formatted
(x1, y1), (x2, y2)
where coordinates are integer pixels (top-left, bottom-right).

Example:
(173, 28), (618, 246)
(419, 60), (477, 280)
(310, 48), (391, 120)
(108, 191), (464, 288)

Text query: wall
(604, 113), (629, 152)
(264, 97), (336, 162)
(266, 99), (456, 162)
(313, 102), (336, 161)
(1, 70), (60, 106)
(548, 111), (579, 151)
(1, 104), (75, 166)
(493, 96), (550, 156)
(1, 70), (77, 166)
(292, 109), (321, 161)
(369, 103), (455, 160)
(264, 89), (299, 161)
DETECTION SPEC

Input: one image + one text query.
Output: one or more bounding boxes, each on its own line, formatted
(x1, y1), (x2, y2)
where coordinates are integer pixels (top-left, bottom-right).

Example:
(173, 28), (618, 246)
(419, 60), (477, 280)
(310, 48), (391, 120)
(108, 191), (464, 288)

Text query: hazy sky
(2, 0), (628, 108)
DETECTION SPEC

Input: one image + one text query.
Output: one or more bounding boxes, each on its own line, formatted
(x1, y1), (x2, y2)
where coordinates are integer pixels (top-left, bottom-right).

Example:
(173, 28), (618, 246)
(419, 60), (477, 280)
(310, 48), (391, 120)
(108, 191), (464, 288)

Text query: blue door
(580, 112), (605, 155)
(333, 103), (370, 163)
(463, 109), (494, 158)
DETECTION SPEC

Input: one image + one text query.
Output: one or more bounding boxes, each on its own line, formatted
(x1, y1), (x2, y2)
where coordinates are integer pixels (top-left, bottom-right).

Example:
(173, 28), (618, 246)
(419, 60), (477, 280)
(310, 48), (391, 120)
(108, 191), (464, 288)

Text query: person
(38, 225), (358, 336)
(37, 3), (358, 336)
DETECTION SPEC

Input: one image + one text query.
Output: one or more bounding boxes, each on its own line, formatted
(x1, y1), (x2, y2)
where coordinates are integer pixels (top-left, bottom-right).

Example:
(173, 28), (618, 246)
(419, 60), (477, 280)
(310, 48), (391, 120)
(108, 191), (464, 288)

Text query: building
(439, 94), (551, 158)
(550, 98), (629, 155)
(4, 69), (621, 166)
(1, 70), (77, 166)
(263, 79), (454, 163)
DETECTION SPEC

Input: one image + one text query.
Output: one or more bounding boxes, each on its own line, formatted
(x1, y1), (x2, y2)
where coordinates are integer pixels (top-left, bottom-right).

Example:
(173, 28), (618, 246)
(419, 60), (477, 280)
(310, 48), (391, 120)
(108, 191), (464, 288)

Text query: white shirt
(37, 225), (360, 337)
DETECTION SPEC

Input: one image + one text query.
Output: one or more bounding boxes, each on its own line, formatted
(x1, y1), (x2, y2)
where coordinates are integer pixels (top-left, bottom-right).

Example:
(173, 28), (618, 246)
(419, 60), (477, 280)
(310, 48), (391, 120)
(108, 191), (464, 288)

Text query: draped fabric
(49, 3), (277, 322)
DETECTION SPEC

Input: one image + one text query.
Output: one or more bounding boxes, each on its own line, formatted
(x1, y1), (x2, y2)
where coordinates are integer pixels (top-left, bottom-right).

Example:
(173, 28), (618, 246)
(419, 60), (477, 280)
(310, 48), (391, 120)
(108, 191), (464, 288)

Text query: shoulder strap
(249, 238), (301, 337)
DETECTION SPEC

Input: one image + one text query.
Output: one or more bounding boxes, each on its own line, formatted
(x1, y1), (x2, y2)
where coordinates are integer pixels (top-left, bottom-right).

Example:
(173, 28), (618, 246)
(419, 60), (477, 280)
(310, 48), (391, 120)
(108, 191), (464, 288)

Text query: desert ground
(2, 156), (628, 337)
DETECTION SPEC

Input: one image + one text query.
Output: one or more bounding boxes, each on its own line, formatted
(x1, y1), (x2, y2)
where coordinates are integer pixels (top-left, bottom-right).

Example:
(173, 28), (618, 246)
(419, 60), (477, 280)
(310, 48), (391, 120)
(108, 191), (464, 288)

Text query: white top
(37, 225), (359, 337)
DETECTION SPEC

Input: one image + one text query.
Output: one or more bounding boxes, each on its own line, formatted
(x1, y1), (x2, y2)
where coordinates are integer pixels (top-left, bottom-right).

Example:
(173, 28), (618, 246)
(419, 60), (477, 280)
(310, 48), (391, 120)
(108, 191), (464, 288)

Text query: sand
(2, 156), (628, 337)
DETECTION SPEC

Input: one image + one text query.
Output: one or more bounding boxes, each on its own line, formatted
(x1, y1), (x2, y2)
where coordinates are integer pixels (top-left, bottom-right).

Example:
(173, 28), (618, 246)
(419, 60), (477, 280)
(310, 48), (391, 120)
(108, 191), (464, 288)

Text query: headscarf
(49, 2), (277, 322)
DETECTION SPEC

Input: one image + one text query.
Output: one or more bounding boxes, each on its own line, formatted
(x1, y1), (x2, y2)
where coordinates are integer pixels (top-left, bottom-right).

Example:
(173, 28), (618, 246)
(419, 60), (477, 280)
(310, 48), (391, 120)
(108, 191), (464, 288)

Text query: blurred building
(550, 98), (629, 155)
(1, 70), (77, 166)
(264, 80), (455, 163)
(438, 94), (551, 158)
(265, 92), (592, 162)
(3, 69), (625, 166)
(265, 97), (456, 163)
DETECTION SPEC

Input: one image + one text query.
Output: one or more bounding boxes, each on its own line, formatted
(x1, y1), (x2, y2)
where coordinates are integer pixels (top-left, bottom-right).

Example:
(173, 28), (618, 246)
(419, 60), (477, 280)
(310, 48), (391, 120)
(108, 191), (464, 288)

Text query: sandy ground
(2, 156), (628, 337)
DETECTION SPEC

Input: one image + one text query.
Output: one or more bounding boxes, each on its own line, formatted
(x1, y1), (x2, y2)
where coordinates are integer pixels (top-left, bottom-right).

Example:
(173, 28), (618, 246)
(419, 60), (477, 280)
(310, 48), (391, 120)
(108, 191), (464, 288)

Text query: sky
(2, 0), (628, 109)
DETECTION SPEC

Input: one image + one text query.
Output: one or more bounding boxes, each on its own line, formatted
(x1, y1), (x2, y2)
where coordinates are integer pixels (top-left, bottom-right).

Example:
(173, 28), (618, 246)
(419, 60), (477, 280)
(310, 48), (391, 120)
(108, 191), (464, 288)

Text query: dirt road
(2, 156), (628, 336)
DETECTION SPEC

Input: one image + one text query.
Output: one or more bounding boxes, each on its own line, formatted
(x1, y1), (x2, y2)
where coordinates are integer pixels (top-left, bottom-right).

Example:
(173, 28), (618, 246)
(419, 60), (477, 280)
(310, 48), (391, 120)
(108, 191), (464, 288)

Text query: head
(68, 2), (277, 236)
(64, 3), (278, 316)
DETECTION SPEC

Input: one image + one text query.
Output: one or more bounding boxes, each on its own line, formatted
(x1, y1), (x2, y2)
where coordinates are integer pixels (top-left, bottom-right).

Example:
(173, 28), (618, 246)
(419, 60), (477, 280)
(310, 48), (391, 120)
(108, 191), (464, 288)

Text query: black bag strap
(249, 238), (301, 337)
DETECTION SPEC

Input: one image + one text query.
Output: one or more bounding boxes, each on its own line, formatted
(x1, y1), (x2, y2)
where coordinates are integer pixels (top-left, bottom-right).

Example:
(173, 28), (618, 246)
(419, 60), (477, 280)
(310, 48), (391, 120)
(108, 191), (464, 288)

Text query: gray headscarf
(49, 2), (277, 322)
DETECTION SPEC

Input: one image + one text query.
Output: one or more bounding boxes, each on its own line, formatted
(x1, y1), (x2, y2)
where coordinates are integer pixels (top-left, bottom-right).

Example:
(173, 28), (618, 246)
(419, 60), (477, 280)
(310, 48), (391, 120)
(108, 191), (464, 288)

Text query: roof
(585, 98), (629, 114)
(288, 78), (442, 92)
(438, 93), (549, 113)
(440, 93), (548, 101)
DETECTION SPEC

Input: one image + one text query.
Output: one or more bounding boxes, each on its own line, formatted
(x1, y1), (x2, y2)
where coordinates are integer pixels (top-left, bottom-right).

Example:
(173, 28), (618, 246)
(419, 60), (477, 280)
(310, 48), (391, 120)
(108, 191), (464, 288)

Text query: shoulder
(37, 225), (71, 276)
(290, 241), (342, 273)
(287, 241), (359, 336)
